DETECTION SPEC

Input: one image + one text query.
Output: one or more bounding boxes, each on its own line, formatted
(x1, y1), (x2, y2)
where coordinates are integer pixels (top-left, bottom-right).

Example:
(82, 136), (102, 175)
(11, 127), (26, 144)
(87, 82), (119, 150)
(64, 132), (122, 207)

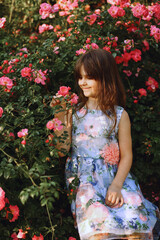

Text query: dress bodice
(72, 106), (124, 159)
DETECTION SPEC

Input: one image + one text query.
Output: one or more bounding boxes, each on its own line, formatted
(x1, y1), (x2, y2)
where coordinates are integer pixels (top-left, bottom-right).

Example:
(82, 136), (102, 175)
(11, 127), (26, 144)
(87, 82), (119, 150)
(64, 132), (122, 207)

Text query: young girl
(51, 49), (159, 240)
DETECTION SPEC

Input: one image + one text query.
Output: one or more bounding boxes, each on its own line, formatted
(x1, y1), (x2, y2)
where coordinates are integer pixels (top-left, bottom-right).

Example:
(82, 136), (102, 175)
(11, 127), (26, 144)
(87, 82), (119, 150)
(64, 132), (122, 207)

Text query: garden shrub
(0, 0), (160, 239)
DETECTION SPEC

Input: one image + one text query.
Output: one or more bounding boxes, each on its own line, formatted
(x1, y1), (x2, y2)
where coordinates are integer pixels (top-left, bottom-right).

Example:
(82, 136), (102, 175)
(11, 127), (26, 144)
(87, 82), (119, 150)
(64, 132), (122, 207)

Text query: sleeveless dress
(65, 106), (159, 240)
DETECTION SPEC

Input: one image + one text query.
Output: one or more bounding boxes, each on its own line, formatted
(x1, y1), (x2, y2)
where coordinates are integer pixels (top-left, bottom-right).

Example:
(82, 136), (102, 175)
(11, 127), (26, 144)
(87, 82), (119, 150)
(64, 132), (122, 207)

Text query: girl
(50, 49), (159, 240)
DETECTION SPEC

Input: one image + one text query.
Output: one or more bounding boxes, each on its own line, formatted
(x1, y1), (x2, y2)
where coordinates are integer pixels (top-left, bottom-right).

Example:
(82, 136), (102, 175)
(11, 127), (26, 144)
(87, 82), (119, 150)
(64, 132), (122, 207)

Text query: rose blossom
(0, 76), (13, 90)
(145, 77), (159, 92)
(17, 129), (28, 138)
(17, 229), (26, 239)
(57, 86), (71, 96)
(8, 205), (20, 222)
(39, 24), (53, 34)
(0, 107), (3, 117)
(70, 93), (79, 105)
(33, 69), (46, 85)
(46, 121), (54, 130)
(32, 234), (44, 240)
(76, 49), (86, 55)
(138, 88), (147, 97)
(21, 67), (32, 77)
(0, 187), (5, 210)
(0, 17), (6, 28)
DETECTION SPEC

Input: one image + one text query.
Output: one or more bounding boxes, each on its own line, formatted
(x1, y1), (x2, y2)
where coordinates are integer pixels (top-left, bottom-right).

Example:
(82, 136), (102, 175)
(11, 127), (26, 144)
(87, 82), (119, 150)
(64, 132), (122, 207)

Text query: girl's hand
(105, 184), (124, 208)
(50, 94), (66, 109)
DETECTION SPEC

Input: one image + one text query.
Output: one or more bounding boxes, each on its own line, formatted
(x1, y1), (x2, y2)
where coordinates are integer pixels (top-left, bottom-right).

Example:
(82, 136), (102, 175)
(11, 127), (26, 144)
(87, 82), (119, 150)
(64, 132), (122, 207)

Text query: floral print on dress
(100, 142), (120, 165)
(65, 106), (159, 240)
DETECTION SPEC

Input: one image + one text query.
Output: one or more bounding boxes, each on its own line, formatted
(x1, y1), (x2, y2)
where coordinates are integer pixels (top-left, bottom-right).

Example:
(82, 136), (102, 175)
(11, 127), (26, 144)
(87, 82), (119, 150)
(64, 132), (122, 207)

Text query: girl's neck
(86, 98), (100, 110)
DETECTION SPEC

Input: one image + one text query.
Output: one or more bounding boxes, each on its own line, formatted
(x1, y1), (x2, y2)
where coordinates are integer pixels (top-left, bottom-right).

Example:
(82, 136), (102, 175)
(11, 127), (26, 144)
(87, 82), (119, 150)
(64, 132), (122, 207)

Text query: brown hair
(74, 48), (126, 132)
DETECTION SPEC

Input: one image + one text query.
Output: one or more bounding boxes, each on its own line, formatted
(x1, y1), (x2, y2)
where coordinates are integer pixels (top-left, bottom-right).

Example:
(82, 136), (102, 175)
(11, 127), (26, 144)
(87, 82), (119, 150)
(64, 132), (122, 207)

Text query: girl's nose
(81, 77), (86, 85)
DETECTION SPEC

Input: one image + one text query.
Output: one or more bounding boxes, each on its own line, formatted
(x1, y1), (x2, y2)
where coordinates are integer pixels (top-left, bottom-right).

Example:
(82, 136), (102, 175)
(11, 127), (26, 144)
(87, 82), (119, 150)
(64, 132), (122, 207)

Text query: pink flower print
(123, 192), (142, 206)
(100, 143), (119, 165)
(85, 202), (109, 223)
(79, 107), (87, 115)
(68, 237), (76, 240)
(57, 86), (71, 96)
(76, 133), (89, 142)
(76, 184), (95, 207)
(0, 107), (3, 117)
(139, 213), (147, 222)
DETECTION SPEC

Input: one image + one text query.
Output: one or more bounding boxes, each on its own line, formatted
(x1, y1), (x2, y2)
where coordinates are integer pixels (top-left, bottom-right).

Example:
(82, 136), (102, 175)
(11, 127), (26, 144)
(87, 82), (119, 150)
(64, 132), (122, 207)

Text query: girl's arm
(50, 97), (72, 157)
(105, 110), (133, 207)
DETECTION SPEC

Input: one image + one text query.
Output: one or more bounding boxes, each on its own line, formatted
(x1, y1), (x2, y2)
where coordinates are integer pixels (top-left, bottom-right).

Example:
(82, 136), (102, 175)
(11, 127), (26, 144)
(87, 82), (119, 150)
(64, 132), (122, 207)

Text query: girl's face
(78, 65), (99, 99)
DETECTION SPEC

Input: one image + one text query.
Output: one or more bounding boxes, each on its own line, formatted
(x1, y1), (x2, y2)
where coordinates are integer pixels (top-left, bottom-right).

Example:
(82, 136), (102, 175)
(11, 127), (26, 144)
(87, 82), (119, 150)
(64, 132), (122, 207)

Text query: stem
(46, 203), (54, 240)
(9, 0), (15, 23)
(0, 148), (38, 187)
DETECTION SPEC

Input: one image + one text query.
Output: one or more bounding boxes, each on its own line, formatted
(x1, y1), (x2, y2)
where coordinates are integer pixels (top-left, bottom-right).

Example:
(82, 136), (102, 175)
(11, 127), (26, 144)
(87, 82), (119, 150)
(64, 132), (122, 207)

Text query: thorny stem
(0, 148), (38, 187)
(46, 203), (54, 240)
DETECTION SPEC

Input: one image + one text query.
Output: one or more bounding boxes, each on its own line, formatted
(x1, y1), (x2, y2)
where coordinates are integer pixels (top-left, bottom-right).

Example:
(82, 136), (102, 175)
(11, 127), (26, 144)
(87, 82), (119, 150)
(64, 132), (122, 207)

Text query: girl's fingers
(119, 196), (124, 207)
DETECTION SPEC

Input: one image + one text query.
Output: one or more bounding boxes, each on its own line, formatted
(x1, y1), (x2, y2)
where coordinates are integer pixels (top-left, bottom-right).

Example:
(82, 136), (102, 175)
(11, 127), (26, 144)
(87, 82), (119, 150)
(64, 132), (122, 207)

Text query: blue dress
(65, 106), (159, 240)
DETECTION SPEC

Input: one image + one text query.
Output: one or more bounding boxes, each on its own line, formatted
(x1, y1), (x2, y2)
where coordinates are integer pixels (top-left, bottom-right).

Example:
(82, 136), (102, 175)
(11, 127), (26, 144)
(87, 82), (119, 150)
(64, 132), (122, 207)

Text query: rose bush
(0, 0), (160, 239)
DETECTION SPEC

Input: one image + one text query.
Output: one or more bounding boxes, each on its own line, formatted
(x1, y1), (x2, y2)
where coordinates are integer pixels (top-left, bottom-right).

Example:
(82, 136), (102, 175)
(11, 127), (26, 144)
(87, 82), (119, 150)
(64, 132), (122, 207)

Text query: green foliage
(0, 0), (159, 239)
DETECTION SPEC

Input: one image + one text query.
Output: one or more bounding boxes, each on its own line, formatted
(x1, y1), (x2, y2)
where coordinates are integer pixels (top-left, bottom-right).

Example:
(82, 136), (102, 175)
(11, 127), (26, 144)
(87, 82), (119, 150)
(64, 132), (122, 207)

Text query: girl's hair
(74, 48), (126, 132)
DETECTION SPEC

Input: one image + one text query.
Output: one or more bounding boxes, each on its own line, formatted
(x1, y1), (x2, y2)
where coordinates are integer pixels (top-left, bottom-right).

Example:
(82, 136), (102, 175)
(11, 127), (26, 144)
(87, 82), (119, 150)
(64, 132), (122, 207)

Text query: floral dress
(65, 106), (159, 240)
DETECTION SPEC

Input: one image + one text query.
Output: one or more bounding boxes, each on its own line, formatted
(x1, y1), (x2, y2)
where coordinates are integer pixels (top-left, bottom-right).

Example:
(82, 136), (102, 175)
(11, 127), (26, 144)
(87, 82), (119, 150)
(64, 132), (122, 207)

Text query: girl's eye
(87, 76), (93, 79)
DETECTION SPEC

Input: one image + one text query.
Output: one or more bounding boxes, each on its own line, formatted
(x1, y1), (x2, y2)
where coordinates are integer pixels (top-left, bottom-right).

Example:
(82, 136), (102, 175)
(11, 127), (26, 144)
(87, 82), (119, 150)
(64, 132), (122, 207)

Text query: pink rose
(53, 118), (63, 131)
(11, 232), (18, 240)
(57, 86), (71, 96)
(46, 121), (54, 130)
(21, 67), (32, 77)
(32, 234), (44, 240)
(0, 17), (6, 28)
(138, 88), (147, 97)
(17, 129), (28, 138)
(7, 205), (20, 222)
(70, 93), (78, 105)
(17, 229), (26, 239)
(0, 107), (3, 117)
(146, 77), (159, 92)
(21, 140), (26, 145)
(76, 49), (86, 55)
